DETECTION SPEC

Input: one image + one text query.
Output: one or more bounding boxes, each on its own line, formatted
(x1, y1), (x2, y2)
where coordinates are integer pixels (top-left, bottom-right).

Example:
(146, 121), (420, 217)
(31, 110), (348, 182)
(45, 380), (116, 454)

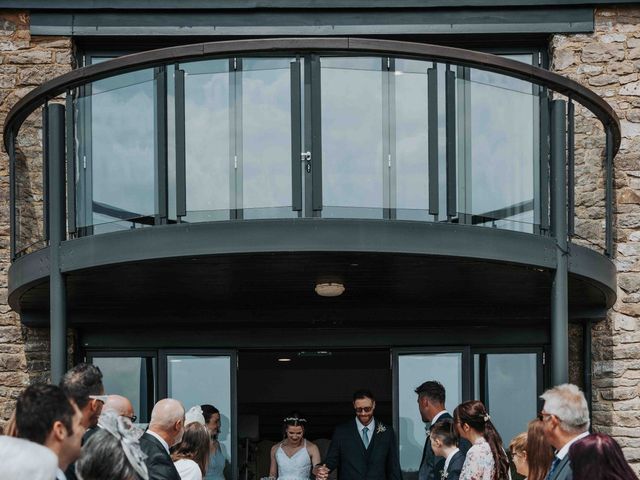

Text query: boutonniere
(376, 424), (387, 434)
(440, 471), (449, 480)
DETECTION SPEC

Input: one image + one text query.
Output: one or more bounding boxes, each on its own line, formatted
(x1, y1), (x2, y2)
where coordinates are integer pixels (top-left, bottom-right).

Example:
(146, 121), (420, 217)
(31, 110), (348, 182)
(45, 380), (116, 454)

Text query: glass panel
(398, 353), (462, 479)
(321, 57), (384, 218)
(92, 356), (156, 424)
(459, 64), (539, 233)
(241, 58), (296, 219)
(167, 355), (232, 469)
(15, 106), (46, 255)
(475, 353), (538, 446)
(182, 59), (231, 222)
(76, 69), (157, 234)
(395, 59), (431, 221)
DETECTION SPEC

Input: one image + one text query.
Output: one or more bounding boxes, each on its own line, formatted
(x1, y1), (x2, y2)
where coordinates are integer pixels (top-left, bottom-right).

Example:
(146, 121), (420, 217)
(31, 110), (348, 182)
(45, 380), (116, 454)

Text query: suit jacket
(139, 432), (181, 480)
(438, 450), (465, 480)
(418, 413), (453, 480)
(324, 418), (402, 480)
(548, 456), (572, 480)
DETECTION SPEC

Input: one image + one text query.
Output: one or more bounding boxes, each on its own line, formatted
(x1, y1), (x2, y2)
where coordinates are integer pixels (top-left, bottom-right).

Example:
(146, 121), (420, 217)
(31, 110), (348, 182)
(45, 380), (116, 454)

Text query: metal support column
(48, 104), (67, 383)
(583, 319), (593, 429)
(550, 99), (568, 386)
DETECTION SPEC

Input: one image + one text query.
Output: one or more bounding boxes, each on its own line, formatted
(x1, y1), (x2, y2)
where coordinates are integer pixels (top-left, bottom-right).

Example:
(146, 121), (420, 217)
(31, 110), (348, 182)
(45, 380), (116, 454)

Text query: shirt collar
(443, 448), (460, 472)
(355, 416), (375, 434)
(430, 410), (449, 426)
(56, 468), (67, 480)
(147, 429), (171, 455)
(556, 431), (590, 460)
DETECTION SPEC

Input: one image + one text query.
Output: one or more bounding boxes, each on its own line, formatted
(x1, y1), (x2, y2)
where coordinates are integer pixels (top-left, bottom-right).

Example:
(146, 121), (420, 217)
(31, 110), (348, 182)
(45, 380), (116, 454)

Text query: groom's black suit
(324, 418), (402, 480)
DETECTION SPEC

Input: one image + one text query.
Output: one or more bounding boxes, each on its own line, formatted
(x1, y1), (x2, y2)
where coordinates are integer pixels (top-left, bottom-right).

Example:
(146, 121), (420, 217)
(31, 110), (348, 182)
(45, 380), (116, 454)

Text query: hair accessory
(283, 417), (307, 423)
(483, 413), (491, 422)
(98, 410), (149, 480)
(185, 406), (206, 426)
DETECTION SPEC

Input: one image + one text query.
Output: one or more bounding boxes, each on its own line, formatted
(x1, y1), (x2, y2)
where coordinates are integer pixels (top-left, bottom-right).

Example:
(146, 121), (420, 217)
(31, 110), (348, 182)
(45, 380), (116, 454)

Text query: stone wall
(552, 7), (640, 473)
(0, 11), (73, 428)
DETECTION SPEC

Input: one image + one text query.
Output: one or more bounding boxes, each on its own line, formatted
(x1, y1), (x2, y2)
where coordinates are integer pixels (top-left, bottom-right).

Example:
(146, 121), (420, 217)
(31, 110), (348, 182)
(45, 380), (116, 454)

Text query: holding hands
(313, 463), (330, 480)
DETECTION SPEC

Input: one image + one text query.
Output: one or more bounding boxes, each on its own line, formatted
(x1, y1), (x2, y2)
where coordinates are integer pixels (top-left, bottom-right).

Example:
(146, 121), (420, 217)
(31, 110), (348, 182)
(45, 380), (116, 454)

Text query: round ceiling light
(315, 282), (345, 297)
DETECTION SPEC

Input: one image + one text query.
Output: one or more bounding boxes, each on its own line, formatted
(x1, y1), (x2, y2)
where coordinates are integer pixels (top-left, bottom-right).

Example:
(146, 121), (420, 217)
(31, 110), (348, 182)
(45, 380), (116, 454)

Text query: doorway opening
(237, 349), (391, 479)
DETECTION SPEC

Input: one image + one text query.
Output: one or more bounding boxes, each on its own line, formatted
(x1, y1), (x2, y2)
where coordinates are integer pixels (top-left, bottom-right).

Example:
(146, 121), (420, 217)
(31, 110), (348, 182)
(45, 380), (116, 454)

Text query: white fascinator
(98, 410), (149, 480)
(185, 405), (206, 426)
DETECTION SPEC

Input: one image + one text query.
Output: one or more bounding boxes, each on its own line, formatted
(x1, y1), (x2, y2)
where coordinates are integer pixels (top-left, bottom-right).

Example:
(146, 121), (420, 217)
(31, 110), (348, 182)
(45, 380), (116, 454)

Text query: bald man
(139, 399), (185, 480)
(102, 395), (135, 421)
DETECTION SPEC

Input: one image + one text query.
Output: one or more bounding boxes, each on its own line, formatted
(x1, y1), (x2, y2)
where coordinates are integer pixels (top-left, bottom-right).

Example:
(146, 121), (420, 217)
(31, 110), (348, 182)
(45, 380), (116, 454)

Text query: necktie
(362, 426), (370, 448)
(545, 456), (562, 480)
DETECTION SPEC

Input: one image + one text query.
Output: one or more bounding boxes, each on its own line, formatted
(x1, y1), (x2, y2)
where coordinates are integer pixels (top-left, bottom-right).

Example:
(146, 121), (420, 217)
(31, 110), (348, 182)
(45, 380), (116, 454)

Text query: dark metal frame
(158, 349), (238, 480)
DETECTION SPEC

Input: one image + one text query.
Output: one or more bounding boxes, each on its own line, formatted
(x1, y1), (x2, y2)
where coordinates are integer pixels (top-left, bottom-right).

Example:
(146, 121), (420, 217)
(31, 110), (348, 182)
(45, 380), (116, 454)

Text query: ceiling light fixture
(315, 282), (345, 297)
(277, 358), (292, 362)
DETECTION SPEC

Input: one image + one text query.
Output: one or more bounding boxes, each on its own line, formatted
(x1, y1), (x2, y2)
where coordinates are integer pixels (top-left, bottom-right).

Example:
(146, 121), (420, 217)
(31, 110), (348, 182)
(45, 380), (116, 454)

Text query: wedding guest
(76, 410), (149, 480)
(524, 419), (553, 480)
(139, 398), (185, 480)
(202, 404), (226, 480)
(0, 435), (59, 480)
(569, 433), (639, 480)
(60, 363), (105, 431)
(539, 384), (590, 480)
(16, 383), (85, 480)
(102, 394), (136, 422)
(430, 419), (465, 480)
(172, 406), (211, 480)
(509, 433), (528, 479)
(453, 400), (510, 480)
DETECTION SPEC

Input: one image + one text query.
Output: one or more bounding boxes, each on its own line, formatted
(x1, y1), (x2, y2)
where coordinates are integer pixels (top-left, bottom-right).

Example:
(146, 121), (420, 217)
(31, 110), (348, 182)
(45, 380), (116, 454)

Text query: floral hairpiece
(98, 410), (149, 480)
(483, 413), (491, 422)
(283, 417), (307, 423)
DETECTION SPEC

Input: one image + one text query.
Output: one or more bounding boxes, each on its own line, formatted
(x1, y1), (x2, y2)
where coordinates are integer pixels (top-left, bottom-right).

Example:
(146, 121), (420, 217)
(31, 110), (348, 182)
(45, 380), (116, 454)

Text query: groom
(314, 389), (402, 480)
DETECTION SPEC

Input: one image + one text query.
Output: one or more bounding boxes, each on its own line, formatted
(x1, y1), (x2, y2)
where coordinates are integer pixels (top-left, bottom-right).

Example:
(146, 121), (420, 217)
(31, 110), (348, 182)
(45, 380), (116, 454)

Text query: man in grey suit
(539, 384), (590, 480)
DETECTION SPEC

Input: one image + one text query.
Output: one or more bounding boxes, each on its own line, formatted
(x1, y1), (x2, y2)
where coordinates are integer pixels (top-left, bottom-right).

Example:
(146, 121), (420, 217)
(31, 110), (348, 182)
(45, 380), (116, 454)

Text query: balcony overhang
(9, 219), (616, 327)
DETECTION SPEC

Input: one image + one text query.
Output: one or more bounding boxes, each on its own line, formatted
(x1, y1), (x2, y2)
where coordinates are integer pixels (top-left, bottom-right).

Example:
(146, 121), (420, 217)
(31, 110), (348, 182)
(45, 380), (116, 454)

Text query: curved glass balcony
(4, 39), (619, 259)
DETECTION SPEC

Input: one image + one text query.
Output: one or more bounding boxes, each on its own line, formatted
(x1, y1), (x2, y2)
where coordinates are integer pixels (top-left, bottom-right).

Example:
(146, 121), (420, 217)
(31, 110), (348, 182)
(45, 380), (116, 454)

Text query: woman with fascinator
(76, 410), (149, 480)
(269, 413), (321, 480)
(171, 406), (212, 480)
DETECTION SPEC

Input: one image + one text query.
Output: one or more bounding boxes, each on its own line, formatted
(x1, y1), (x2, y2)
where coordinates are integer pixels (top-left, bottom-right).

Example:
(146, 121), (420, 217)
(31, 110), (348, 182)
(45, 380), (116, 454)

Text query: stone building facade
(0, 4), (639, 474)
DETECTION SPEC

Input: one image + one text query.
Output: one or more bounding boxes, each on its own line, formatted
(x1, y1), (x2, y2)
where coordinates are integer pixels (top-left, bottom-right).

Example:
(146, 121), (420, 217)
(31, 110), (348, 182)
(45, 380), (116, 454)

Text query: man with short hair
(540, 383), (591, 480)
(59, 363), (105, 430)
(315, 389), (401, 480)
(415, 380), (453, 480)
(139, 398), (186, 480)
(15, 384), (85, 480)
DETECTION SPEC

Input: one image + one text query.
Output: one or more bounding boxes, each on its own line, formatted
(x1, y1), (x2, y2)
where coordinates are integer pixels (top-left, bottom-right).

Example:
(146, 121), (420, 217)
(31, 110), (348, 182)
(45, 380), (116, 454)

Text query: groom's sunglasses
(355, 407), (373, 413)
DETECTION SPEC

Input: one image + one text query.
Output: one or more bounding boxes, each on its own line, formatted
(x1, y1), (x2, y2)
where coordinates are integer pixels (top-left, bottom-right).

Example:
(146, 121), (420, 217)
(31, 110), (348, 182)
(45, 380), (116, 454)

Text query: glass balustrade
(7, 46), (616, 258)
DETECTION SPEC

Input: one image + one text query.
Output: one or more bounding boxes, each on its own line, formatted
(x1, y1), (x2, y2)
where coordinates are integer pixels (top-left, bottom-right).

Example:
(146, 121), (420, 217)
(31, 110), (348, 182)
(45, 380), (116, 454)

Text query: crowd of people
(0, 364), (638, 480)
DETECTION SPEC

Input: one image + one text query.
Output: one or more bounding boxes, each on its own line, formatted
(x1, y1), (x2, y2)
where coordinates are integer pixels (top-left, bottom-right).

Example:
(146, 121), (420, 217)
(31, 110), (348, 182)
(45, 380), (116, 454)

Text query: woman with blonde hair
(524, 419), (553, 480)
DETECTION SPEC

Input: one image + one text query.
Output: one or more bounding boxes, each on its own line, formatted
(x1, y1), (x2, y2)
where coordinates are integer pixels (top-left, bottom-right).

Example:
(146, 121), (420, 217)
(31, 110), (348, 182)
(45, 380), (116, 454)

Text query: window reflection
(91, 356), (156, 424)
(397, 353), (462, 478)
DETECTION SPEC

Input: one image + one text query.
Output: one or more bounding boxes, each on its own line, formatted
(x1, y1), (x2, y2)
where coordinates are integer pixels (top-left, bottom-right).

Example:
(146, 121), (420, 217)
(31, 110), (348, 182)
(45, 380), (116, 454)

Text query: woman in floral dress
(453, 401), (511, 480)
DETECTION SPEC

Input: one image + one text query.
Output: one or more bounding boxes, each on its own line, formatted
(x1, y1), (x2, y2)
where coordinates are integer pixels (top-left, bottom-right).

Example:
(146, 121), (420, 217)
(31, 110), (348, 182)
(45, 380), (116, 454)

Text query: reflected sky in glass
(168, 356), (232, 464)
(89, 70), (155, 222)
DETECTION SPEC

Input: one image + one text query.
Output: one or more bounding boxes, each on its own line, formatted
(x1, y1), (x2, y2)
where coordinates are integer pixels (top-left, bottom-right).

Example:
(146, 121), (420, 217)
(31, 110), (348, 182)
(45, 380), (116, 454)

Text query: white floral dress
(459, 437), (498, 480)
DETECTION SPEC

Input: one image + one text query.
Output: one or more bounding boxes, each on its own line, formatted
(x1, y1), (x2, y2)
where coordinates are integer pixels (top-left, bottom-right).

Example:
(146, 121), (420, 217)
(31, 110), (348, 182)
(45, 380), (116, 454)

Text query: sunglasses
(89, 395), (109, 404)
(125, 414), (138, 423)
(355, 406), (373, 413)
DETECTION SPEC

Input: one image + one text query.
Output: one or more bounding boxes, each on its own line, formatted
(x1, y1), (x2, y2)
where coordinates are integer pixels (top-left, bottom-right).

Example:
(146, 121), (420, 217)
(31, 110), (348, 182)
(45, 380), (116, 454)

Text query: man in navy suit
(139, 398), (185, 480)
(540, 384), (590, 480)
(416, 381), (455, 480)
(314, 389), (402, 480)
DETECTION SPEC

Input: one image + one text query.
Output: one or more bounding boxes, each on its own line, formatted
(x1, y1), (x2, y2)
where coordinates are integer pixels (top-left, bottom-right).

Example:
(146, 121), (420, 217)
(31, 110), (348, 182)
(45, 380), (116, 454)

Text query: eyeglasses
(355, 406), (373, 413)
(124, 414), (137, 423)
(89, 395), (109, 404)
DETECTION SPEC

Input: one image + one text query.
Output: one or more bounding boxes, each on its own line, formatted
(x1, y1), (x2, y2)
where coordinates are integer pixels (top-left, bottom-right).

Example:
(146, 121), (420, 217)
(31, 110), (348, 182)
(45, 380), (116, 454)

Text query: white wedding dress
(275, 440), (312, 480)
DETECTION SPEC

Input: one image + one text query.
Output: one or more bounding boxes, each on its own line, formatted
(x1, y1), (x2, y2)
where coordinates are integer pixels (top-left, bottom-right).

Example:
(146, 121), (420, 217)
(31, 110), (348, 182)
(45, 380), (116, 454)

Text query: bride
(269, 414), (321, 480)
